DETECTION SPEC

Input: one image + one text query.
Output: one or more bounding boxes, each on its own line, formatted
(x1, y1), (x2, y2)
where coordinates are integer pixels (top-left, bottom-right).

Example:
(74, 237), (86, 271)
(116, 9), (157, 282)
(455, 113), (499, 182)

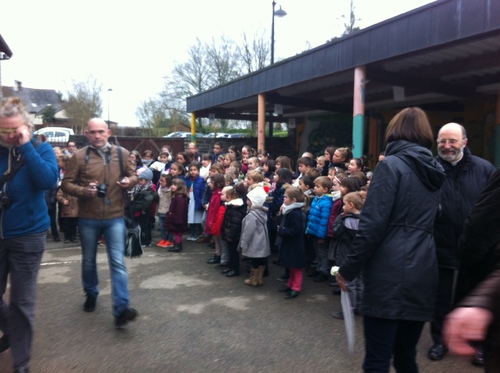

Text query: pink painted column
(258, 93), (266, 151)
(352, 66), (366, 158)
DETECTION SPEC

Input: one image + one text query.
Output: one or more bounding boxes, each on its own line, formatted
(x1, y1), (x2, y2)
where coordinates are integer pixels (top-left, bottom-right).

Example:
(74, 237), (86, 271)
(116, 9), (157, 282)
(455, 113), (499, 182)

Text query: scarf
(282, 202), (304, 215)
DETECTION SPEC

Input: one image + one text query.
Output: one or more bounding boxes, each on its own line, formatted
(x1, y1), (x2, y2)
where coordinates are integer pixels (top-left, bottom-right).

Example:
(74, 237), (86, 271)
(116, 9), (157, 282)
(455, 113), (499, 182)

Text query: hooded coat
(339, 140), (446, 321)
(277, 203), (306, 269)
(238, 206), (270, 258)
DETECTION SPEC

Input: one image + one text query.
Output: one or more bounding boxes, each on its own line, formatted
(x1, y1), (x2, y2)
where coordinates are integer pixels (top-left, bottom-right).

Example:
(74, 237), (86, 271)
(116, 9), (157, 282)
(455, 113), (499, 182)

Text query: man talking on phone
(61, 118), (139, 328)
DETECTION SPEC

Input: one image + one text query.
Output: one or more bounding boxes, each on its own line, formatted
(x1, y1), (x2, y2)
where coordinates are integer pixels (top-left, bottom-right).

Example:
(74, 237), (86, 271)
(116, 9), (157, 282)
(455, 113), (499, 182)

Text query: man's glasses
(436, 139), (463, 145)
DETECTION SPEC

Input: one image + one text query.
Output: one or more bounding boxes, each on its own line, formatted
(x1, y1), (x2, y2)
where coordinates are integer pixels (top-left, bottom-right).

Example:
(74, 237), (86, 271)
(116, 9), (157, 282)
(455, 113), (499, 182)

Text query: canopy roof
(187, 0), (500, 121)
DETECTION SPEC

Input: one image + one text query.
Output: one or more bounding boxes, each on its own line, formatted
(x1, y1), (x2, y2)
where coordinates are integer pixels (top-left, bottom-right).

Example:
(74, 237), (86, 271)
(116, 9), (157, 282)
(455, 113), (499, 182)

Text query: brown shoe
(196, 236), (210, 243)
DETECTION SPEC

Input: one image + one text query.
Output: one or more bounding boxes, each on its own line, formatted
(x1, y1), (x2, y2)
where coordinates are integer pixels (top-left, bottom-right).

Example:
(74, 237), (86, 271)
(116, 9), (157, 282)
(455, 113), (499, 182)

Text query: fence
(66, 135), (299, 167)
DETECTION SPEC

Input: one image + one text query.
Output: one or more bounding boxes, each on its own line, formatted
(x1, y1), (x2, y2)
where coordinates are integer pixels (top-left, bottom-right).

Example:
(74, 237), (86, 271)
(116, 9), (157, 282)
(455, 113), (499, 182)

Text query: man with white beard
(428, 122), (496, 366)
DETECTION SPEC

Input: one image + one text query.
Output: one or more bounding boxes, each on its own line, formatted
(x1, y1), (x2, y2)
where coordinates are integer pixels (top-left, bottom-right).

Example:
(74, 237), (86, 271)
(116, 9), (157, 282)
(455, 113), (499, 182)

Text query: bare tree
(238, 31), (269, 74)
(136, 94), (188, 136)
(62, 76), (102, 133)
(142, 32), (270, 133)
(341, 0), (361, 36)
(205, 36), (240, 85)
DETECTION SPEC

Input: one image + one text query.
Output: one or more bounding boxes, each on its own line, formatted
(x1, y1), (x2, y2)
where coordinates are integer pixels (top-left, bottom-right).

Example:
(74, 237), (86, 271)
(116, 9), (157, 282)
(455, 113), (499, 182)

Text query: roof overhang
(0, 34), (13, 60)
(187, 0), (500, 120)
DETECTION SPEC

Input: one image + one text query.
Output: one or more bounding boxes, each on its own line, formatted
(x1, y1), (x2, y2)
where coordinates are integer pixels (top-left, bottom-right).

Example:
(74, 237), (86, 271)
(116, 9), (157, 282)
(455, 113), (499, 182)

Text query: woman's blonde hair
(0, 97), (33, 131)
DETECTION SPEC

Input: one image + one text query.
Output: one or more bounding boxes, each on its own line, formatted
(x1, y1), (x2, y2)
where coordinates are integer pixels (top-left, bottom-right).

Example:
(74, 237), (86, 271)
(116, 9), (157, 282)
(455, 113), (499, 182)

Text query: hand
(117, 177), (130, 188)
(85, 182), (98, 197)
(336, 272), (348, 292)
(63, 199), (69, 205)
(444, 307), (493, 356)
(16, 125), (31, 145)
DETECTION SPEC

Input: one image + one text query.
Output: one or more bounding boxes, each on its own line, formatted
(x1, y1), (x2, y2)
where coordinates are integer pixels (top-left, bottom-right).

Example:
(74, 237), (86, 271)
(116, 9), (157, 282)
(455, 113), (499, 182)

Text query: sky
(1, 0), (435, 126)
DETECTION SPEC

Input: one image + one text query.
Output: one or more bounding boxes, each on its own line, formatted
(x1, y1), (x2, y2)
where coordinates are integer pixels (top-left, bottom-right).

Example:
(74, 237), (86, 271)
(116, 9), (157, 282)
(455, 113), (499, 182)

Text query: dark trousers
(0, 232), (45, 370)
(363, 316), (425, 373)
(251, 257), (266, 268)
(137, 213), (152, 245)
(48, 207), (59, 239)
(60, 217), (78, 240)
(227, 240), (240, 274)
(431, 267), (456, 345)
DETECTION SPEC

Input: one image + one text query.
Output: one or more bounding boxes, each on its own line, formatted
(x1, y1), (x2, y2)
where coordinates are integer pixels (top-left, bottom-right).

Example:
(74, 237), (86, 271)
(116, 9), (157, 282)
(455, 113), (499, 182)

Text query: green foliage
(41, 105), (57, 124)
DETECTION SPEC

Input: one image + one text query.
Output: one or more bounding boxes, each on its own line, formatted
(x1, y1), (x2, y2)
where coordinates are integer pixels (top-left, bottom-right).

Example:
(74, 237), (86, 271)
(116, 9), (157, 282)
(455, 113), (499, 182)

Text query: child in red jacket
(205, 174), (225, 264)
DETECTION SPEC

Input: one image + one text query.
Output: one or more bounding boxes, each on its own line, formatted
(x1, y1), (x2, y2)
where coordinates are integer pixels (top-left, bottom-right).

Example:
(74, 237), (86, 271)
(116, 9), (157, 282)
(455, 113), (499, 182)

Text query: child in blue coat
(305, 176), (333, 282)
(185, 161), (205, 241)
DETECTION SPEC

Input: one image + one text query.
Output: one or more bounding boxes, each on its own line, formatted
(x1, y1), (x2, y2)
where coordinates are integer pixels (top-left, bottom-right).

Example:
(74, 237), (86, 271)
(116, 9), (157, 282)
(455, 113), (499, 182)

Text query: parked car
(217, 133), (246, 138)
(34, 127), (74, 144)
(163, 132), (191, 138)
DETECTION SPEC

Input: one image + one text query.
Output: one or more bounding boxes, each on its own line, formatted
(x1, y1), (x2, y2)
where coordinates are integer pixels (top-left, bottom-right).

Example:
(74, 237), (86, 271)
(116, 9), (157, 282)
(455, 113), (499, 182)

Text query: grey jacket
(239, 206), (270, 258)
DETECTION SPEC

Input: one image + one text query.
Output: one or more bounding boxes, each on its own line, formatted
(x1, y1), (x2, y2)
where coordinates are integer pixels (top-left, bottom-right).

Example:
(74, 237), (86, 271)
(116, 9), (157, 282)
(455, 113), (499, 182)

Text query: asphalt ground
(0, 228), (482, 373)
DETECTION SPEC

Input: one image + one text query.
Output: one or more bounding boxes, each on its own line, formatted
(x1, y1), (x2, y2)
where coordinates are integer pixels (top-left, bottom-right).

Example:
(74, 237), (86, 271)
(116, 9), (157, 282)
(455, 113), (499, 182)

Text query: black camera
(95, 184), (108, 198)
(0, 191), (12, 210)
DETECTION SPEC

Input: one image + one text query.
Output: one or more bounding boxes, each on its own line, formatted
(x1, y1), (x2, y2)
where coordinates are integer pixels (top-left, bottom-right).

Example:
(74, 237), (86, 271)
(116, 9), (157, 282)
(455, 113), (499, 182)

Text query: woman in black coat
(337, 107), (446, 373)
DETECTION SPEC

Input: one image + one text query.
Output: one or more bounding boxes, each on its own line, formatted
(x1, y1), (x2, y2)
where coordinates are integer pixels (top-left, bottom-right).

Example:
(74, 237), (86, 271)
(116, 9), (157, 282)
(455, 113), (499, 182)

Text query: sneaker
(284, 290), (300, 299)
(84, 294), (97, 312)
(331, 311), (344, 320)
(115, 307), (138, 328)
(163, 240), (175, 248)
(186, 236), (196, 241)
(156, 240), (167, 247)
(314, 273), (328, 282)
(276, 274), (289, 282)
(64, 239), (70, 243)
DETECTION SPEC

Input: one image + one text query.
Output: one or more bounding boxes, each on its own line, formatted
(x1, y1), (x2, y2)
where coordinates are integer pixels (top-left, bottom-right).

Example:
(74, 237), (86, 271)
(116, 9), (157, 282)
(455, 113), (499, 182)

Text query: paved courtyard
(0, 231), (482, 373)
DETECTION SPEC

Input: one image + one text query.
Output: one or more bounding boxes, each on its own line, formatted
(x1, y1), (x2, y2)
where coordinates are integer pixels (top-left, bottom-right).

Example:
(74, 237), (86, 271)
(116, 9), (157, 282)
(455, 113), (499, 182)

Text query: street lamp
(271, 1), (287, 64)
(107, 88), (112, 124)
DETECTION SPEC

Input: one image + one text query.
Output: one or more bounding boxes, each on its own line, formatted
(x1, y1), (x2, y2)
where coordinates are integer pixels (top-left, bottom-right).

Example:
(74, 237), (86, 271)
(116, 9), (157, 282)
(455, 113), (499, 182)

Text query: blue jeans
(363, 316), (425, 373)
(78, 217), (130, 317)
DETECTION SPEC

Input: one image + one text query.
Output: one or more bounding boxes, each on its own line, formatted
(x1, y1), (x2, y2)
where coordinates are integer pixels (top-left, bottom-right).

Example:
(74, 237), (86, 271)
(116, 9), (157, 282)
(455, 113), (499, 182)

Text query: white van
(34, 127), (74, 143)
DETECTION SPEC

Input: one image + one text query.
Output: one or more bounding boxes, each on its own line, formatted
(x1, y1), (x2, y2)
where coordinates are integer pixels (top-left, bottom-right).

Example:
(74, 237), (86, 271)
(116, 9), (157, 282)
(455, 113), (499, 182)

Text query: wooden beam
(367, 66), (489, 101)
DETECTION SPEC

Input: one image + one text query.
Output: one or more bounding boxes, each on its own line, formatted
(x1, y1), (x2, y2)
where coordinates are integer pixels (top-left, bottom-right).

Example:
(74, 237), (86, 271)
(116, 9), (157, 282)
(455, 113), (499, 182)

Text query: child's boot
(255, 266), (265, 286)
(168, 242), (183, 252)
(244, 267), (258, 286)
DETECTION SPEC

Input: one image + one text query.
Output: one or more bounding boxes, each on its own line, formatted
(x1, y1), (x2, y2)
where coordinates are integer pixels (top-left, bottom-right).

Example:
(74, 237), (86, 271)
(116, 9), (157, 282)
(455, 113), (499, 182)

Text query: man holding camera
(61, 118), (138, 328)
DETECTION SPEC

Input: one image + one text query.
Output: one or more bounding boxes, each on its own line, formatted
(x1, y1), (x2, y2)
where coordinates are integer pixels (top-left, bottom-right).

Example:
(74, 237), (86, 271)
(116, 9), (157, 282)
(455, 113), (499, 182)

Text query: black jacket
(332, 212), (360, 266)
(433, 148), (495, 269)
(339, 140), (446, 321)
(456, 168), (500, 299)
(277, 204), (306, 269)
(222, 199), (246, 242)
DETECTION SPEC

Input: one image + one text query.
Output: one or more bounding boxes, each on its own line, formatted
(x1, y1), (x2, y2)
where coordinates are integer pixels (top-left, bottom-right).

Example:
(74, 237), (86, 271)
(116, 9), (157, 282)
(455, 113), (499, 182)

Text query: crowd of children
(126, 143), (372, 306)
(47, 142), (371, 309)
